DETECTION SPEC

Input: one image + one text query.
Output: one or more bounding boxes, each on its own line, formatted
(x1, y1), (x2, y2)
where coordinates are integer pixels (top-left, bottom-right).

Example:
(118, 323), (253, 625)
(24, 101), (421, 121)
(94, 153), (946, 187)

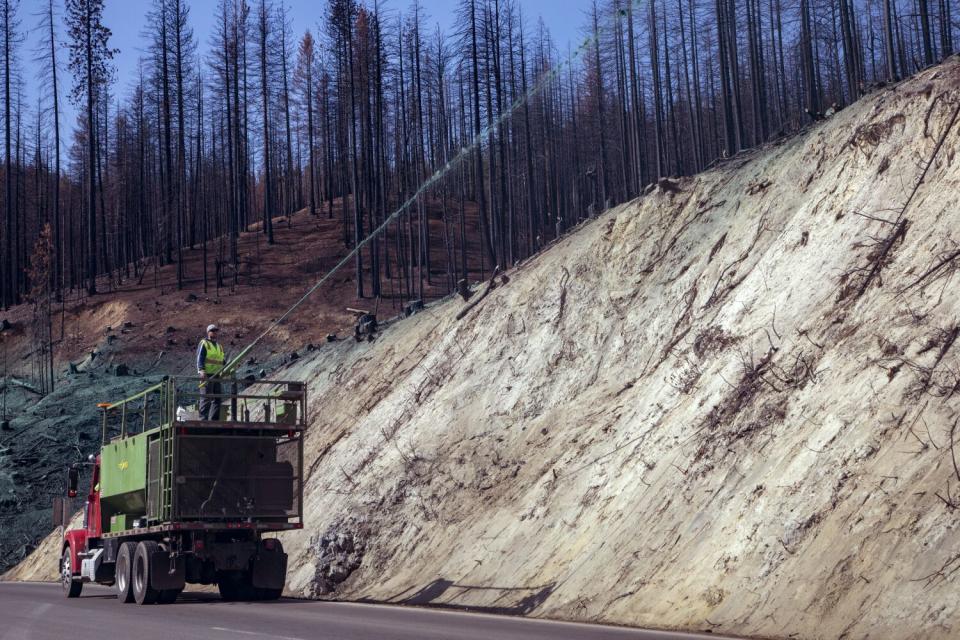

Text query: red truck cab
(61, 457), (102, 597)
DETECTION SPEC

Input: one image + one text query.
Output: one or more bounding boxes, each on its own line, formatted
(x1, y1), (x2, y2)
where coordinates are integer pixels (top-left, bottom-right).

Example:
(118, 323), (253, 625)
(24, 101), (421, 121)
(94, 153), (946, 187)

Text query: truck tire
(61, 547), (82, 598)
(133, 541), (161, 605)
(115, 542), (137, 603)
(217, 571), (255, 602)
(257, 588), (282, 601)
(157, 588), (183, 604)
(217, 579), (239, 602)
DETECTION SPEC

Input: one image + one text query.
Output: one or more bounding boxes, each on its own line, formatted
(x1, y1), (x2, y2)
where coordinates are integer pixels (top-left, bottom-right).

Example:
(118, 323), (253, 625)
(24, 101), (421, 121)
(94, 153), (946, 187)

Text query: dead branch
(705, 214), (768, 307)
(798, 328), (824, 349)
(852, 210), (898, 225)
(935, 482), (958, 509)
(950, 419), (960, 483)
(339, 465), (359, 490)
(912, 552), (960, 587)
(852, 218), (909, 299)
(924, 416), (941, 450)
(923, 91), (955, 138)
(6, 377), (42, 395)
(905, 402), (934, 451)
(660, 282), (699, 363)
(640, 199), (713, 274)
(455, 267), (501, 321)
(852, 99), (960, 299)
(554, 266), (570, 327)
(905, 247), (960, 291)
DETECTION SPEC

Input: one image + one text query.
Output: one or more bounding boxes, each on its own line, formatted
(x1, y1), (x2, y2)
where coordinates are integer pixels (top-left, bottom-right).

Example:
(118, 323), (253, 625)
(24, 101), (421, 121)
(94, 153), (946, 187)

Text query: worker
(197, 324), (227, 421)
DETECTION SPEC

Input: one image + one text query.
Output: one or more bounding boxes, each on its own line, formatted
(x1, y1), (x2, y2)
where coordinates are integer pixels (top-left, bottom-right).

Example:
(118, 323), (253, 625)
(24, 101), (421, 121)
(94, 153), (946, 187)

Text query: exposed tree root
(849, 98), (960, 299)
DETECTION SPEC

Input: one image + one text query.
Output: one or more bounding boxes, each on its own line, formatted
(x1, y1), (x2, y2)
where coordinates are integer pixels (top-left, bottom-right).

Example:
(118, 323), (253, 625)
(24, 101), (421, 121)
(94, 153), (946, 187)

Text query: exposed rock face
(306, 527), (365, 597)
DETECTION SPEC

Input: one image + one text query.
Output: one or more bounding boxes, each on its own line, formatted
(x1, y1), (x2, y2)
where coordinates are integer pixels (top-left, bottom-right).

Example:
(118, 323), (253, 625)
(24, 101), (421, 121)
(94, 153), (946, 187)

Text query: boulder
(404, 299), (424, 317)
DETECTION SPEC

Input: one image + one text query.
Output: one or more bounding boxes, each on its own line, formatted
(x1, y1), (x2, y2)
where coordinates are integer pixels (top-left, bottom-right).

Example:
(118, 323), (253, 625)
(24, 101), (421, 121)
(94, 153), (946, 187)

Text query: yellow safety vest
(201, 339), (225, 375)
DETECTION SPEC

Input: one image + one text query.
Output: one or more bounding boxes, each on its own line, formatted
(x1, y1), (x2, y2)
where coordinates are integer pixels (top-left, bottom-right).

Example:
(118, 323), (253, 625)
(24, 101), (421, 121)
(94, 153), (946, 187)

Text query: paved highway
(0, 582), (735, 640)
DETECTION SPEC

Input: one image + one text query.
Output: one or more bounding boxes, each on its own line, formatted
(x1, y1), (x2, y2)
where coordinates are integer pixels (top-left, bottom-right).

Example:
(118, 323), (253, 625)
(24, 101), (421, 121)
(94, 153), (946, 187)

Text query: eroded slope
(275, 60), (960, 640)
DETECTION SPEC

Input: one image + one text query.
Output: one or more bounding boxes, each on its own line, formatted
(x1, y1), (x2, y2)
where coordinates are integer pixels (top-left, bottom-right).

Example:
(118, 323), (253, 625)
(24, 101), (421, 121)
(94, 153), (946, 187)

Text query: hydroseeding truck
(54, 376), (305, 604)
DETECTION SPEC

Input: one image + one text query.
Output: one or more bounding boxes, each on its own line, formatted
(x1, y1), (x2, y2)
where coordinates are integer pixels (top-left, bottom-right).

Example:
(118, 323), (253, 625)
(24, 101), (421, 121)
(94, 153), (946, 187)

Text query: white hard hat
(207, 324), (219, 332)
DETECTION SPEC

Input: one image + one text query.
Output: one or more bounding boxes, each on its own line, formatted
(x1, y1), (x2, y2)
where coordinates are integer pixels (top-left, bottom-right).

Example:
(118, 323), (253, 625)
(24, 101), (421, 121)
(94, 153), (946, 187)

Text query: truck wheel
(257, 588), (282, 601)
(217, 580), (238, 602)
(133, 541), (161, 605)
(217, 576), (241, 602)
(61, 547), (82, 598)
(157, 588), (182, 604)
(115, 542), (136, 603)
(218, 571), (255, 602)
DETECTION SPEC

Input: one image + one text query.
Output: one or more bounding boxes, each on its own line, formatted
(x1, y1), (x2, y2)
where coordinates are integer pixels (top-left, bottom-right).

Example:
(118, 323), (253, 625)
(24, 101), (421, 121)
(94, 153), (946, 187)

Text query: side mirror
(67, 466), (79, 498)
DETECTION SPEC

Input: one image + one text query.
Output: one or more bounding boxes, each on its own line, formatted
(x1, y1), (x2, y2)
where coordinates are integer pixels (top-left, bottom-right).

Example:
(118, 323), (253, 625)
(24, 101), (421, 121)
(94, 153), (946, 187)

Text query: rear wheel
(257, 588), (282, 601)
(157, 588), (182, 604)
(133, 541), (161, 605)
(217, 579), (239, 602)
(115, 542), (136, 603)
(218, 571), (256, 602)
(61, 548), (82, 598)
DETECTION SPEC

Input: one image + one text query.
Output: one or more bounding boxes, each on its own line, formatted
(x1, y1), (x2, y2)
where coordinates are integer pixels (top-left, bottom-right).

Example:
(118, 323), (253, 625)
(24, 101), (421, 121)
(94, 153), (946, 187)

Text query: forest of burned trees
(0, 0), (957, 314)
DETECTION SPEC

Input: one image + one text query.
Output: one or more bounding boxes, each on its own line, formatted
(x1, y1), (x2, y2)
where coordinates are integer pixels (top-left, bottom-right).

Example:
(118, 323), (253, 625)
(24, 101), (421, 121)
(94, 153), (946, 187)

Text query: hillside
(12, 57), (960, 639)
(0, 198), (483, 572)
(0, 200), (480, 372)
(270, 58), (960, 639)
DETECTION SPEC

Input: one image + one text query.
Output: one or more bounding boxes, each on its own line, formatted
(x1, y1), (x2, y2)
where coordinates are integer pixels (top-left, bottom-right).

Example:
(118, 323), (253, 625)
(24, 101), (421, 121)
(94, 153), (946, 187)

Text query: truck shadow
(363, 578), (556, 616)
(169, 591), (299, 606)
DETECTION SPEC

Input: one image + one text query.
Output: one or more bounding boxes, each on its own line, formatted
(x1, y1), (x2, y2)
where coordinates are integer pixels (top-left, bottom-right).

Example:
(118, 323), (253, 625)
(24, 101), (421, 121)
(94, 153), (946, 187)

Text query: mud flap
(251, 551), (287, 590)
(149, 551), (186, 591)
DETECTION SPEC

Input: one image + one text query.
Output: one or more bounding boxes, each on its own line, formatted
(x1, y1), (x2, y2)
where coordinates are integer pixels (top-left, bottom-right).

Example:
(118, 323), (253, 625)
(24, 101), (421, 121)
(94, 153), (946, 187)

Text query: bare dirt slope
(13, 59), (960, 639)
(1, 514), (81, 582)
(268, 60), (960, 639)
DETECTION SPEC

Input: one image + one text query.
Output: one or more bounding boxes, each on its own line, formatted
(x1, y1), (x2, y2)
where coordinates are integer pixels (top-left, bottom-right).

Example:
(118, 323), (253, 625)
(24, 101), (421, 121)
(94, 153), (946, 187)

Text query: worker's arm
(196, 341), (207, 378)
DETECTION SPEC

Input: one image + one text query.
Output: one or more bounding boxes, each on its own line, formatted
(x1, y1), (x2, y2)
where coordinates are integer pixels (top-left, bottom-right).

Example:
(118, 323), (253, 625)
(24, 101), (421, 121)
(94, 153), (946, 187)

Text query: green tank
(99, 429), (155, 530)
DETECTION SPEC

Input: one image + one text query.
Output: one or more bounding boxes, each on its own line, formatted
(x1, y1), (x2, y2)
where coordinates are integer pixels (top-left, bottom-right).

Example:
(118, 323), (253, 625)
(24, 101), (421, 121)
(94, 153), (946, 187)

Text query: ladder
(158, 378), (176, 522)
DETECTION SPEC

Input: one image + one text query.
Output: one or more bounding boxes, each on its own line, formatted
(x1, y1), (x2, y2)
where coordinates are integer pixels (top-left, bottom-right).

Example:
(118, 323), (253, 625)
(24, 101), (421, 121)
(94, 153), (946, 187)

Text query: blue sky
(23, 0), (586, 132)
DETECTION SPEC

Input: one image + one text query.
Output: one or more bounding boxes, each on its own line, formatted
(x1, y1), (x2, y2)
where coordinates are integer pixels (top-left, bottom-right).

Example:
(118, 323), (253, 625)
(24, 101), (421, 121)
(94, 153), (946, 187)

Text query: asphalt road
(0, 582), (736, 640)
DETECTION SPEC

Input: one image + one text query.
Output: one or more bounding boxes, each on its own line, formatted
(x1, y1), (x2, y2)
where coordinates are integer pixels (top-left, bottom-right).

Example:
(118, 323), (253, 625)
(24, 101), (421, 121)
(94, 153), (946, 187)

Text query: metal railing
(98, 376), (308, 445)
